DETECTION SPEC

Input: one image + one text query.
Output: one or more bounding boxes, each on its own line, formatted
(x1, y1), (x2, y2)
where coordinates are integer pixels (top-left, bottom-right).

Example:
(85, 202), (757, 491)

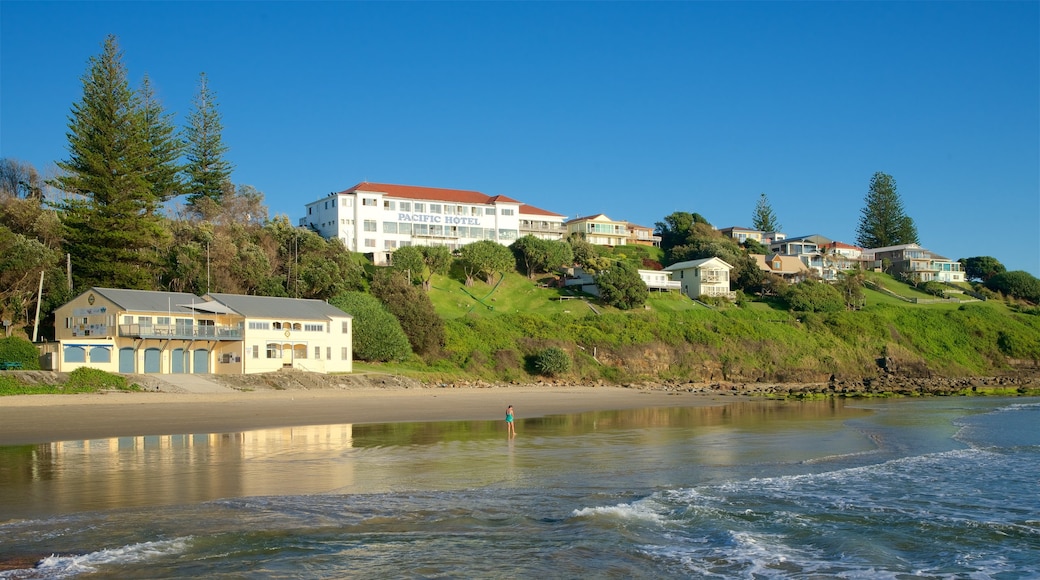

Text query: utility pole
(32, 270), (44, 342)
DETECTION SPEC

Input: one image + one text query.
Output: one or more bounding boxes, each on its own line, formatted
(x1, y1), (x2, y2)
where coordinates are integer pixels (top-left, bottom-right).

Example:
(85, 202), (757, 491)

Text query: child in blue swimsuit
(505, 405), (515, 437)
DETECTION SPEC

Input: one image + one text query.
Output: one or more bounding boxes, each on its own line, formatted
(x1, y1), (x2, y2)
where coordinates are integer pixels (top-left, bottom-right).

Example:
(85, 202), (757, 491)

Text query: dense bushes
(330, 291), (412, 362)
(0, 336), (40, 369)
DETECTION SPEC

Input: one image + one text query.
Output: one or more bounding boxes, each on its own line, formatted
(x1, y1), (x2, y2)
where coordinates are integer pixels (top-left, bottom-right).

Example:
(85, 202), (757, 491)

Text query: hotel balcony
(118, 324), (243, 341)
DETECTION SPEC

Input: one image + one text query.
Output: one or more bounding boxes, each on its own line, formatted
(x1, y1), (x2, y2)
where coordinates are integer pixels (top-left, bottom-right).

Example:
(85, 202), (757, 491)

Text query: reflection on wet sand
(0, 400), (873, 522)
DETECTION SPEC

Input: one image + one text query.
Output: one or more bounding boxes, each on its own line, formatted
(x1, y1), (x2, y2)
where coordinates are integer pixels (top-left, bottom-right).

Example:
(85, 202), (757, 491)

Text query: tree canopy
(184, 72), (233, 210)
(855, 172), (919, 249)
(960, 256), (1006, 282)
(595, 261), (648, 310)
(751, 193), (781, 232)
(51, 35), (170, 290)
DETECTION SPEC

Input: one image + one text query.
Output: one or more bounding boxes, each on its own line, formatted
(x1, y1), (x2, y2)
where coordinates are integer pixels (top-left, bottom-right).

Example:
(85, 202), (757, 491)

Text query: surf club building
(47, 288), (353, 375)
(301, 182), (564, 265)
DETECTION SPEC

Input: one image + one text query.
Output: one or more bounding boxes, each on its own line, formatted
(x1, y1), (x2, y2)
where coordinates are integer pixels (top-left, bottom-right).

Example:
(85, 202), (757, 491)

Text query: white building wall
(303, 190), (521, 265)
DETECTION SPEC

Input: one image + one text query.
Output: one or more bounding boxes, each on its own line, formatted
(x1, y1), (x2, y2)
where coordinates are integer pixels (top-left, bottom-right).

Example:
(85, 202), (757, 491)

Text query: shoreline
(0, 386), (743, 446)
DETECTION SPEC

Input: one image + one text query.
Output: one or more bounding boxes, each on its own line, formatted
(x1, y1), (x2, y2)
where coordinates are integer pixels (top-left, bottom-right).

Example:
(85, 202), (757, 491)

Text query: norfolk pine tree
(751, 193), (781, 233)
(184, 72), (233, 210)
(51, 35), (169, 290)
(855, 172), (919, 249)
(138, 75), (185, 206)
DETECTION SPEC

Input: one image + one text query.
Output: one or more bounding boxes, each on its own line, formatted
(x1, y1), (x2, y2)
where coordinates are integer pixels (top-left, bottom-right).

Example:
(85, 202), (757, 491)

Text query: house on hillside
(719, 226), (786, 246)
(753, 253), (811, 282)
(664, 257), (735, 300)
(639, 269), (680, 291)
(565, 214), (630, 246)
(869, 244), (964, 283)
(46, 288), (352, 375)
(625, 223), (661, 247)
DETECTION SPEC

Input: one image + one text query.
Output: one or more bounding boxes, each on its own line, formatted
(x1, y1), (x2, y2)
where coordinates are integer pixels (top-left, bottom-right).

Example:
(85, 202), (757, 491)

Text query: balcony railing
(118, 324), (243, 340)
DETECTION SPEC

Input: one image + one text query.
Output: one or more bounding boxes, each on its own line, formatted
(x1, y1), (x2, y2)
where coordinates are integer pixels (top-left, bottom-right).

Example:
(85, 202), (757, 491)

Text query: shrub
(534, 346), (571, 376)
(330, 291), (412, 362)
(0, 336), (40, 370)
(65, 367), (131, 392)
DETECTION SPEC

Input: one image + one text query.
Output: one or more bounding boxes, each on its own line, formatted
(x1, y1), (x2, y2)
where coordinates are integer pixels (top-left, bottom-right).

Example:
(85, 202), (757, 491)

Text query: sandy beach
(0, 386), (741, 446)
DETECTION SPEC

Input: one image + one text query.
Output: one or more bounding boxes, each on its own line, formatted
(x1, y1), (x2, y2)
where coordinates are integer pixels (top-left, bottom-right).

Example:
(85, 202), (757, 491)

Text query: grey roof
(90, 288), (205, 314)
(664, 257), (734, 271)
(205, 293), (352, 320)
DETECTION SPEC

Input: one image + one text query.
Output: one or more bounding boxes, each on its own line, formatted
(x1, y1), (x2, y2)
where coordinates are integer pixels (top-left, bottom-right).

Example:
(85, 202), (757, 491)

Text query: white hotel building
(301, 182), (565, 265)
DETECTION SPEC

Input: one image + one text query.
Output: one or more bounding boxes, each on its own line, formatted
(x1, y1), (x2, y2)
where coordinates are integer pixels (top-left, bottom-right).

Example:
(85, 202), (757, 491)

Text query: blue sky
(2, 2), (1037, 275)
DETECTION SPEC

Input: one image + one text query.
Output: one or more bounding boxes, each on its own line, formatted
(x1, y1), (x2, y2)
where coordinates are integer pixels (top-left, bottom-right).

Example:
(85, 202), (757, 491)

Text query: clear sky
(2, 1), (1037, 275)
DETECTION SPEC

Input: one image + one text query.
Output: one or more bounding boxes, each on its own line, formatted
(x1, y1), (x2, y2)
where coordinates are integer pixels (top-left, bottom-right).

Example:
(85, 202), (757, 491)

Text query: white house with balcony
(869, 244), (964, 283)
(49, 288), (352, 375)
(639, 269), (681, 291)
(664, 257), (735, 300)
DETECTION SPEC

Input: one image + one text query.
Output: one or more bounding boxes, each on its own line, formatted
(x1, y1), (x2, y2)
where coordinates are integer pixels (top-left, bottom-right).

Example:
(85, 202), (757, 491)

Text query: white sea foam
(0, 537), (192, 579)
(571, 497), (667, 524)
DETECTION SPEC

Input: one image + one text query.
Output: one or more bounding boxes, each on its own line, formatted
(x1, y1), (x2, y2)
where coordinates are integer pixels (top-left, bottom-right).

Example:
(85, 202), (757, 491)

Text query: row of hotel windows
(247, 321), (326, 332)
(315, 197), (515, 216)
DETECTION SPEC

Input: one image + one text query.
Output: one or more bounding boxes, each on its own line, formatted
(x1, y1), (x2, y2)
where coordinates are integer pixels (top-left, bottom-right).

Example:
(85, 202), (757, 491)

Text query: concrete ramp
(151, 374), (236, 394)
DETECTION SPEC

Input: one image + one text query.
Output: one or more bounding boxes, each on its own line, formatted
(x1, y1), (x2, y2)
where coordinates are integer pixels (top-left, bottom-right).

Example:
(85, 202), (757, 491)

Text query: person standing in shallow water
(505, 405), (515, 437)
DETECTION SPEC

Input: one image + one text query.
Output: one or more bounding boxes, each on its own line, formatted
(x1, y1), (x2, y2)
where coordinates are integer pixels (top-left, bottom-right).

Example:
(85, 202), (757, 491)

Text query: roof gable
(89, 288), (206, 314)
(664, 257), (734, 271)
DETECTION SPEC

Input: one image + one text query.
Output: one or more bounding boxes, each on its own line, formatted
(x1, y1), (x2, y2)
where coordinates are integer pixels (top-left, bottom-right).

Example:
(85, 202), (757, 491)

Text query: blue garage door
(192, 349), (209, 374)
(119, 348), (135, 373)
(144, 348), (161, 373)
(171, 349), (185, 374)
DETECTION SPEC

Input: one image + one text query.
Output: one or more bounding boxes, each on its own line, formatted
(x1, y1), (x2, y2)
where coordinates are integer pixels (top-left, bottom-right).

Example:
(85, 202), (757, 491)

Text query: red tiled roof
(520, 204), (565, 217)
(341, 182), (521, 205)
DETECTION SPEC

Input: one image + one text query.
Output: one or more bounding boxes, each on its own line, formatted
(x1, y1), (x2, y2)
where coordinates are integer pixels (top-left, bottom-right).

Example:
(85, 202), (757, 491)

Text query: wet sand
(0, 387), (742, 446)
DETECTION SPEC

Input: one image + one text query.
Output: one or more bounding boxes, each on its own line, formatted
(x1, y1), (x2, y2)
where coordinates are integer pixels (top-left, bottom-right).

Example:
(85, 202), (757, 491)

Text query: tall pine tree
(855, 172), (919, 249)
(184, 72), (233, 210)
(751, 193), (781, 232)
(138, 74), (185, 207)
(51, 35), (168, 290)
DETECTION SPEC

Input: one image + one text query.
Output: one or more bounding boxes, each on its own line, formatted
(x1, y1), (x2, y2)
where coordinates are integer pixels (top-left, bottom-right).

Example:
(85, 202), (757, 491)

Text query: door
(171, 349), (185, 373)
(144, 348), (161, 373)
(192, 349), (209, 374)
(119, 348), (135, 373)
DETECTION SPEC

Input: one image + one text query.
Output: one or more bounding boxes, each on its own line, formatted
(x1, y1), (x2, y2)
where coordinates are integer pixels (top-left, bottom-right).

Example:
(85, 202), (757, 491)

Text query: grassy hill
(381, 271), (1040, 385)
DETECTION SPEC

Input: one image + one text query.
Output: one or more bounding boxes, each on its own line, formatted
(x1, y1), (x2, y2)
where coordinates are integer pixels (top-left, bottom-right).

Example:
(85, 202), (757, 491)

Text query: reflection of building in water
(28, 425), (356, 514)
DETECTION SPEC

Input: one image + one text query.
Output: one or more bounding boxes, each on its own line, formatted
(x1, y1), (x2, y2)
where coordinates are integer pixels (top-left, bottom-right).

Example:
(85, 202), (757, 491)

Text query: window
(342, 321), (349, 333)
(364, 220), (377, 232)
(327, 347), (332, 360)
(471, 206), (481, 216)
(293, 323), (302, 331)
(364, 238), (376, 248)
(252, 345), (259, 359)
(500, 208), (514, 216)
(443, 205), (454, 215)
(430, 225), (443, 237)
(398, 223), (412, 235)
(383, 222), (397, 234)
(249, 321), (270, 330)
(362, 198), (377, 206)
(89, 346), (111, 363)
(399, 201), (411, 212)
(308, 207), (312, 215)
(384, 240), (397, 250)
(414, 224), (428, 236)
(64, 346), (86, 363)
(273, 321), (282, 330)
(383, 200), (395, 210)
(342, 347), (349, 360)
(266, 343), (281, 359)
(157, 317), (170, 326)
(304, 323), (323, 332)
(315, 346), (321, 359)
(123, 316), (133, 324)
(485, 208), (496, 215)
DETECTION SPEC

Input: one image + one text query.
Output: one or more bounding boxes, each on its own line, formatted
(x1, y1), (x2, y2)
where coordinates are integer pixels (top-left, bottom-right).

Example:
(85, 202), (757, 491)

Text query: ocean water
(1, 397), (1037, 578)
